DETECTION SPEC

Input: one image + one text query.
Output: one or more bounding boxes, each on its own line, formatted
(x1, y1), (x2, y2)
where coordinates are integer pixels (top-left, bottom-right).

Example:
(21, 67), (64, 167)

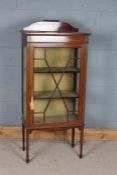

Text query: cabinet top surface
(22, 20), (90, 35)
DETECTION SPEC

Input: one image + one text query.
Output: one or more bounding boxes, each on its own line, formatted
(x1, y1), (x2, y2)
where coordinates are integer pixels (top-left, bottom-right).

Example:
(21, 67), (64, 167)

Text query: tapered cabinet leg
(79, 126), (84, 159)
(26, 129), (30, 163)
(71, 128), (75, 147)
(22, 124), (25, 151)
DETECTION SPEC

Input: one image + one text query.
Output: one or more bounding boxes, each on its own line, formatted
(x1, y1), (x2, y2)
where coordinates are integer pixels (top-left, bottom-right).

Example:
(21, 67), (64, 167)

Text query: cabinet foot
(26, 159), (29, 163)
(26, 129), (30, 163)
(71, 143), (75, 148)
(79, 154), (83, 159)
(22, 147), (25, 151)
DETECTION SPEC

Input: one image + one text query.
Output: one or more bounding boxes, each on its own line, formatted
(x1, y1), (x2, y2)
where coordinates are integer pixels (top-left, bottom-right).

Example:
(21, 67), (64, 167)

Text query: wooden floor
(0, 127), (117, 140)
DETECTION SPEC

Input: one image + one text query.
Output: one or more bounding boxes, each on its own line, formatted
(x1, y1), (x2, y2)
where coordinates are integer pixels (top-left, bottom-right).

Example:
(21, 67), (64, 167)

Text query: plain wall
(0, 0), (117, 128)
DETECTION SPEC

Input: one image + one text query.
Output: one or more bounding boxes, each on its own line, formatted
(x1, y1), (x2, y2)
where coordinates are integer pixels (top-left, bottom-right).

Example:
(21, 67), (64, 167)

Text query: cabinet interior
(32, 47), (79, 124)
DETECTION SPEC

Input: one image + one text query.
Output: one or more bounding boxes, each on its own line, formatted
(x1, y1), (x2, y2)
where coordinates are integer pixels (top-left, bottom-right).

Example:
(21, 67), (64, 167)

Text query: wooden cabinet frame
(21, 20), (90, 163)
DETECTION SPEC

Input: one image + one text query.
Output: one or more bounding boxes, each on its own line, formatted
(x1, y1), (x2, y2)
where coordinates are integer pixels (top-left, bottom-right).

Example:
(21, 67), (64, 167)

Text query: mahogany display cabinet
(21, 20), (90, 163)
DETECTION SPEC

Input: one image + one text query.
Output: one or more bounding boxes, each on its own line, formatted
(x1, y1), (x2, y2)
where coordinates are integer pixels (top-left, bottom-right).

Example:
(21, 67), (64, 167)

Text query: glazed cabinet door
(27, 45), (81, 126)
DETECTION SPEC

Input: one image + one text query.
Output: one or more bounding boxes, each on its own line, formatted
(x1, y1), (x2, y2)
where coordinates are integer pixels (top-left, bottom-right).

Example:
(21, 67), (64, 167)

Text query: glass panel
(22, 46), (27, 120)
(33, 48), (79, 124)
(34, 48), (75, 68)
(33, 99), (78, 124)
(34, 73), (74, 91)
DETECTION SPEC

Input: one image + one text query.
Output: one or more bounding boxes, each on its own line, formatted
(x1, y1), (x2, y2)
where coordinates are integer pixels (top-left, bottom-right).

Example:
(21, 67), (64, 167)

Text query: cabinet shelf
(34, 67), (80, 73)
(33, 113), (78, 124)
(34, 90), (79, 99)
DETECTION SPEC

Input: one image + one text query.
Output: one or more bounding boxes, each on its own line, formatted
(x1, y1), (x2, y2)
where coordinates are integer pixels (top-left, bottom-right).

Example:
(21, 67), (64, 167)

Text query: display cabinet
(21, 20), (90, 163)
